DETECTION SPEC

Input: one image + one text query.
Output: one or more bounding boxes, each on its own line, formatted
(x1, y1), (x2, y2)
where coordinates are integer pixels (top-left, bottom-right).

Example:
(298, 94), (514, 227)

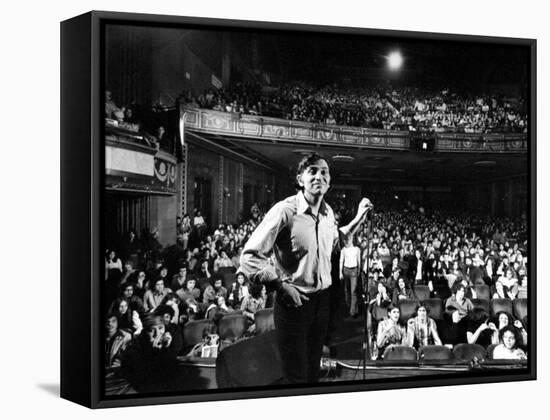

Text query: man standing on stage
(239, 153), (372, 384)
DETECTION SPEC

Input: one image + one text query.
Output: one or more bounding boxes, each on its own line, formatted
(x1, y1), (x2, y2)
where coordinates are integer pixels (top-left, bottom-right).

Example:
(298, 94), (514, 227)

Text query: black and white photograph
(99, 16), (534, 401)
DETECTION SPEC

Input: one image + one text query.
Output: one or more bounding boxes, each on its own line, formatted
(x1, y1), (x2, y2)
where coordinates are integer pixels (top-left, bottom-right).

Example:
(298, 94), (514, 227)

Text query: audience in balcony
(179, 82), (527, 134)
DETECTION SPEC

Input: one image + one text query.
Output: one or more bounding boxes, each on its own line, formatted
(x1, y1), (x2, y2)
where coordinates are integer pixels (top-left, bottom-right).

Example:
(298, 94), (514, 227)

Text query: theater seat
(474, 285), (491, 301)
(223, 273), (237, 290)
(382, 345), (418, 361)
(183, 319), (216, 348)
(413, 285), (431, 301)
(419, 345), (453, 361)
(452, 343), (487, 362)
(370, 304), (389, 322)
(254, 308), (275, 335)
(490, 298), (513, 317)
(423, 298), (443, 320)
(513, 298), (528, 321)
(216, 330), (284, 387)
(217, 266), (236, 276)
(471, 298), (490, 314)
(398, 299), (420, 324)
(486, 343), (498, 360)
(218, 314), (248, 341)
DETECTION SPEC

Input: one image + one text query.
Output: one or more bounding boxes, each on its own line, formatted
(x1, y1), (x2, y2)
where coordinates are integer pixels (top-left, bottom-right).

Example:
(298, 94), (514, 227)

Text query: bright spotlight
(387, 51), (403, 70)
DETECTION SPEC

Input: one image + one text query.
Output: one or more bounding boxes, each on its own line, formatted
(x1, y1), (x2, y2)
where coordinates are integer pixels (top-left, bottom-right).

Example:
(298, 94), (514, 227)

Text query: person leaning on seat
(239, 152), (372, 384)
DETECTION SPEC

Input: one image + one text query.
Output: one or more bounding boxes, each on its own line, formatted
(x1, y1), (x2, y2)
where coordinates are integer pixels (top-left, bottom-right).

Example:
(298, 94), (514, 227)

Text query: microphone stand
(360, 210), (373, 380)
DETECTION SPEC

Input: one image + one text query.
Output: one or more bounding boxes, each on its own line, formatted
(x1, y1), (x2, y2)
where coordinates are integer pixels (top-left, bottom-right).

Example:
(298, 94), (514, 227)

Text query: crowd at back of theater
(342, 208), (528, 361)
(104, 202), (528, 390)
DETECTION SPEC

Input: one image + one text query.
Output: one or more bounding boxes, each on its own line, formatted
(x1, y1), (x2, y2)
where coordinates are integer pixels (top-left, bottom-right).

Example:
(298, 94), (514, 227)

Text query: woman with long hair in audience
(492, 325), (527, 360)
(392, 277), (414, 305)
(496, 268), (519, 299)
(213, 249), (234, 273)
(228, 272), (250, 309)
(109, 297), (143, 336)
(406, 302), (442, 350)
(466, 307), (498, 347)
(491, 311), (528, 347)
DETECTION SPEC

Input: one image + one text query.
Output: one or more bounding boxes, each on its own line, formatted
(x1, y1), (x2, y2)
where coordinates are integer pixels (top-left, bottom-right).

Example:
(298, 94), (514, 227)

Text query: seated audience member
(492, 326), (527, 360)
(517, 275), (528, 299)
(466, 307), (498, 347)
(109, 297), (143, 336)
(392, 277), (414, 305)
(384, 256), (401, 280)
(228, 272), (250, 309)
(120, 260), (136, 285)
(176, 277), (201, 317)
(133, 270), (147, 300)
(497, 268), (519, 299)
(443, 282), (474, 345)
(120, 282), (145, 314)
(406, 302), (442, 349)
(187, 324), (220, 358)
(444, 260), (466, 289)
(170, 266), (188, 292)
(213, 250), (234, 272)
(154, 303), (183, 354)
(105, 313), (131, 369)
(370, 281), (392, 315)
(198, 260), (212, 280)
(205, 295), (234, 322)
(376, 305), (407, 358)
(492, 280), (514, 300)
(143, 278), (172, 313)
(212, 277), (228, 301)
(240, 282), (266, 325)
(121, 315), (180, 392)
(491, 310), (528, 346)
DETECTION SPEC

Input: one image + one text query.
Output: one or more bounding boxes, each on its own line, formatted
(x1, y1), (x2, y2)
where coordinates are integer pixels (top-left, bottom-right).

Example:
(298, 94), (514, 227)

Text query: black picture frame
(61, 10), (536, 408)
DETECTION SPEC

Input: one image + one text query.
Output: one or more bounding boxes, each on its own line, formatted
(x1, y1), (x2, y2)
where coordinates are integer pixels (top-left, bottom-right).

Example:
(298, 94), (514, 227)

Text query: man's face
(187, 279), (196, 290)
(106, 316), (118, 336)
(179, 268), (187, 278)
(502, 330), (516, 349)
(389, 308), (400, 322)
(146, 323), (165, 342)
(297, 159), (330, 198)
(154, 280), (164, 293)
(123, 285), (133, 298)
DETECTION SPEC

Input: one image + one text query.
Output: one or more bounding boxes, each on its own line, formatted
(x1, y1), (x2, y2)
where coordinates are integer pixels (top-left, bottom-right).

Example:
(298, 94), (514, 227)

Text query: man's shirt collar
(296, 190), (328, 216)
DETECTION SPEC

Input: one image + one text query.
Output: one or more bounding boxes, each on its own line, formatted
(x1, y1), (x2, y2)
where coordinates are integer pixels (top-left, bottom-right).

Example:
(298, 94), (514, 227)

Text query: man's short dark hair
(296, 152), (326, 175)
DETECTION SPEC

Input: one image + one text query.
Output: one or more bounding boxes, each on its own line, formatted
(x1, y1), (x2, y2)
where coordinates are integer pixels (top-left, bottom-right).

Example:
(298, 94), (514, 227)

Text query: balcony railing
(181, 106), (527, 153)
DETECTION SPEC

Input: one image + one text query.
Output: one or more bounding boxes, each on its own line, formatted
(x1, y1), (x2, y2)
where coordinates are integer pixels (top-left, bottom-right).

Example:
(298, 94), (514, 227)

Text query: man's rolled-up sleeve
(239, 202), (286, 285)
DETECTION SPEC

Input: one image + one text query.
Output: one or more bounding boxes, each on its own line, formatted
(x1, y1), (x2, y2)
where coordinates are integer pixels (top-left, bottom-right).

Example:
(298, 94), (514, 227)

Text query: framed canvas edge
(60, 10), (537, 409)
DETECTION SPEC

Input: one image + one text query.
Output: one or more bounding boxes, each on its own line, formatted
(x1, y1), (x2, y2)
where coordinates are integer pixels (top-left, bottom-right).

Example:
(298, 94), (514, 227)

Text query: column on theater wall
(490, 182), (497, 216)
(222, 33), (231, 86)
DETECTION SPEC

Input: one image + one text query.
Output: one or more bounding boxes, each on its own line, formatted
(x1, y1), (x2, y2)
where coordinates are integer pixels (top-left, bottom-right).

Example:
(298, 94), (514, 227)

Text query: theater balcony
(105, 120), (178, 195)
(181, 106), (527, 154)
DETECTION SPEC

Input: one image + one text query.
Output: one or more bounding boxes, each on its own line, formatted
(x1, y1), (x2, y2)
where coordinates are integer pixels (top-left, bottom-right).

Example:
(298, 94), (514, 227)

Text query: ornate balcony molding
(181, 106), (527, 153)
